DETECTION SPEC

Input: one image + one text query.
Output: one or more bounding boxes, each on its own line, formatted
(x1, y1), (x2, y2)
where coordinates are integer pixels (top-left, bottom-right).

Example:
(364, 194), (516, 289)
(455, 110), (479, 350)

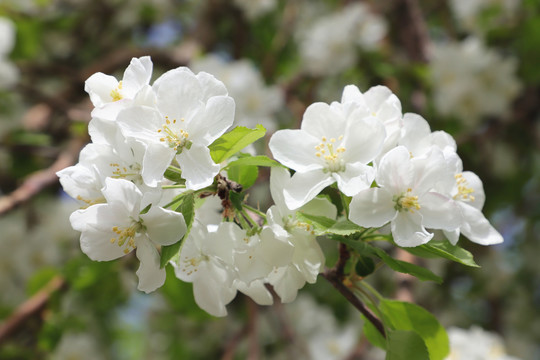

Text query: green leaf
(295, 212), (336, 234)
(381, 300), (449, 360)
(386, 330), (430, 360)
(336, 238), (442, 283)
(327, 219), (364, 236)
(160, 192), (195, 268)
(406, 241), (479, 267)
(362, 315), (387, 350)
(209, 125), (266, 164)
(225, 154), (285, 169)
(163, 167), (184, 183)
(227, 164), (259, 189)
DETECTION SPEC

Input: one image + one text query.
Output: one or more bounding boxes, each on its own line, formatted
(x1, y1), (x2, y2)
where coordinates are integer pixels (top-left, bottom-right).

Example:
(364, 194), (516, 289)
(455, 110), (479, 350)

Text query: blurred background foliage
(0, 0), (538, 359)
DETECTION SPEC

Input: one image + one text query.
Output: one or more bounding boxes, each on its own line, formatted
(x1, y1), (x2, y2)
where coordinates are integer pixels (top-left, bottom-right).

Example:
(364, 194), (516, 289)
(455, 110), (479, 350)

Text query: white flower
(340, 85), (403, 160)
(117, 67), (235, 190)
(190, 54), (283, 131)
(349, 146), (461, 247)
(265, 167), (336, 302)
(449, 0), (520, 33)
(446, 326), (521, 360)
(233, 0), (276, 20)
(269, 88), (386, 209)
(398, 113), (457, 159)
(172, 222), (239, 316)
(85, 56), (153, 109)
(430, 37), (521, 127)
(444, 160), (504, 246)
(70, 178), (186, 293)
(297, 3), (386, 76)
(0, 17), (19, 89)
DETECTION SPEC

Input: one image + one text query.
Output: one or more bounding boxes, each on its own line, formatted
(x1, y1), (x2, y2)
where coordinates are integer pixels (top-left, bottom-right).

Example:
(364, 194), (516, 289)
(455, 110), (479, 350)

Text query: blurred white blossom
(446, 326), (521, 360)
(0, 17), (19, 89)
(191, 55), (284, 131)
(296, 3), (387, 76)
(233, 0), (277, 20)
(430, 37), (521, 127)
(449, 0), (521, 33)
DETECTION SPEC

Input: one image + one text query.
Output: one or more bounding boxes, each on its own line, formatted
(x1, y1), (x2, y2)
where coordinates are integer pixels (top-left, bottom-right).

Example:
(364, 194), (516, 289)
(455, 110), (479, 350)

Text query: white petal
(192, 261), (237, 317)
(195, 71), (228, 100)
(341, 85), (362, 103)
(419, 192), (462, 231)
(177, 144), (220, 190)
(189, 95), (235, 146)
(135, 238), (166, 293)
(460, 204), (504, 245)
(342, 116), (386, 164)
(235, 280), (273, 305)
(333, 162), (375, 196)
(376, 146), (414, 193)
(101, 178), (142, 214)
(267, 267), (305, 303)
(141, 206), (187, 246)
(84, 73), (118, 107)
(259, 227), (294, 268)
(142, 142), (175, 187)
(349, 188), (396, 228)
(283, 169), (335, 210)
(443, 229), (460, 245)
(116, 106), (164, 144)
(71, 206), (129, 261)
(391, 212), (433, 247)
(155, 68), (203, 122)
(290, 235), (325, 283)
(462, 171), (485, 210)
(269, 129), (323, 172)
(301, 102), (347, 139)
(269, 167), (292, 214)
(122, 56), (153, 97)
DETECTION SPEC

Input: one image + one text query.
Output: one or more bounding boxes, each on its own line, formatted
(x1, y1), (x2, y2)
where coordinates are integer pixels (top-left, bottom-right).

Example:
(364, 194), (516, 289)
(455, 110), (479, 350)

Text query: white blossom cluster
(0, 17), (19, 89)
(445, 326), (521, 360)
(58, 57), (332, 316)
(449, 0), (521, 33)
(59, 57), (504, 317)
(269, 84), (504, 247)
(296, 3), (387, 76)
(191, 54), (284, 131)
(232, 0), (277, 20)
(429, 37), (521, 127)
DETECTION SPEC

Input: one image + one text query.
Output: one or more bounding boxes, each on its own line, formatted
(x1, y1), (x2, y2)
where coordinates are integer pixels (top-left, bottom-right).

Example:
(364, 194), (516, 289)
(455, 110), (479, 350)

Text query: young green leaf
(335, 238), (442, 283)
(405, 241), (479, 267)
(386, 330), (430, 360)
(225, 154), (285, 169)
(209, 125), (266, 164)
(381, 300), (449, 360)
(160, 192), (196, 268)
(227, 164), (259, 189)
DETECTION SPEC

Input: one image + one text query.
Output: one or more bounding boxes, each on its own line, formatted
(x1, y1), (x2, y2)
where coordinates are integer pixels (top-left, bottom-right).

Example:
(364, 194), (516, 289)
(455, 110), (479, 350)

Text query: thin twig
(0, 137), (85, 217)
(322, 269), (386, 338)
(0, 276), (67, 344)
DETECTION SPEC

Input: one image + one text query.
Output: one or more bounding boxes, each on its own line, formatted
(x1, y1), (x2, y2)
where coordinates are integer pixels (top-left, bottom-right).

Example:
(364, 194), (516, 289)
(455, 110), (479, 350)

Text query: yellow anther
(330, 138), (336, 143)
(110, 81), (123, 102)
(453, 173), (475, 201)
(316, 153), (321, 157)
(322, 136), (327, 142)
(338, 135), (343, 140)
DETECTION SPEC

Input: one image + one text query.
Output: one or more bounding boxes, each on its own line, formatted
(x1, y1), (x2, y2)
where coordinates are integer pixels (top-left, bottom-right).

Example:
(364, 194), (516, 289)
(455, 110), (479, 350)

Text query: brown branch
(389, 0), (430, 63)
(0, 276), (66, 344)
(221, 323), (250, 360)
(0, 137), (85, 217)
(322, 269), (385, 337)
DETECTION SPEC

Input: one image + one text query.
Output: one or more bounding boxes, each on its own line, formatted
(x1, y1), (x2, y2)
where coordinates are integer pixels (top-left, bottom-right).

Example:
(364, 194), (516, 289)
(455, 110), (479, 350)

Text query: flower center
(393, 188), (421, 212)
(453, 173), (475, 202)
(109, 162), (143, 184)
(283, 215), (315, 235)
(110, 221), (143, 254)
(315, 135), (346, 173)
(157, 116), (191, 153)
(110, 81), (123, 102)
(181, 254), (208, 276)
